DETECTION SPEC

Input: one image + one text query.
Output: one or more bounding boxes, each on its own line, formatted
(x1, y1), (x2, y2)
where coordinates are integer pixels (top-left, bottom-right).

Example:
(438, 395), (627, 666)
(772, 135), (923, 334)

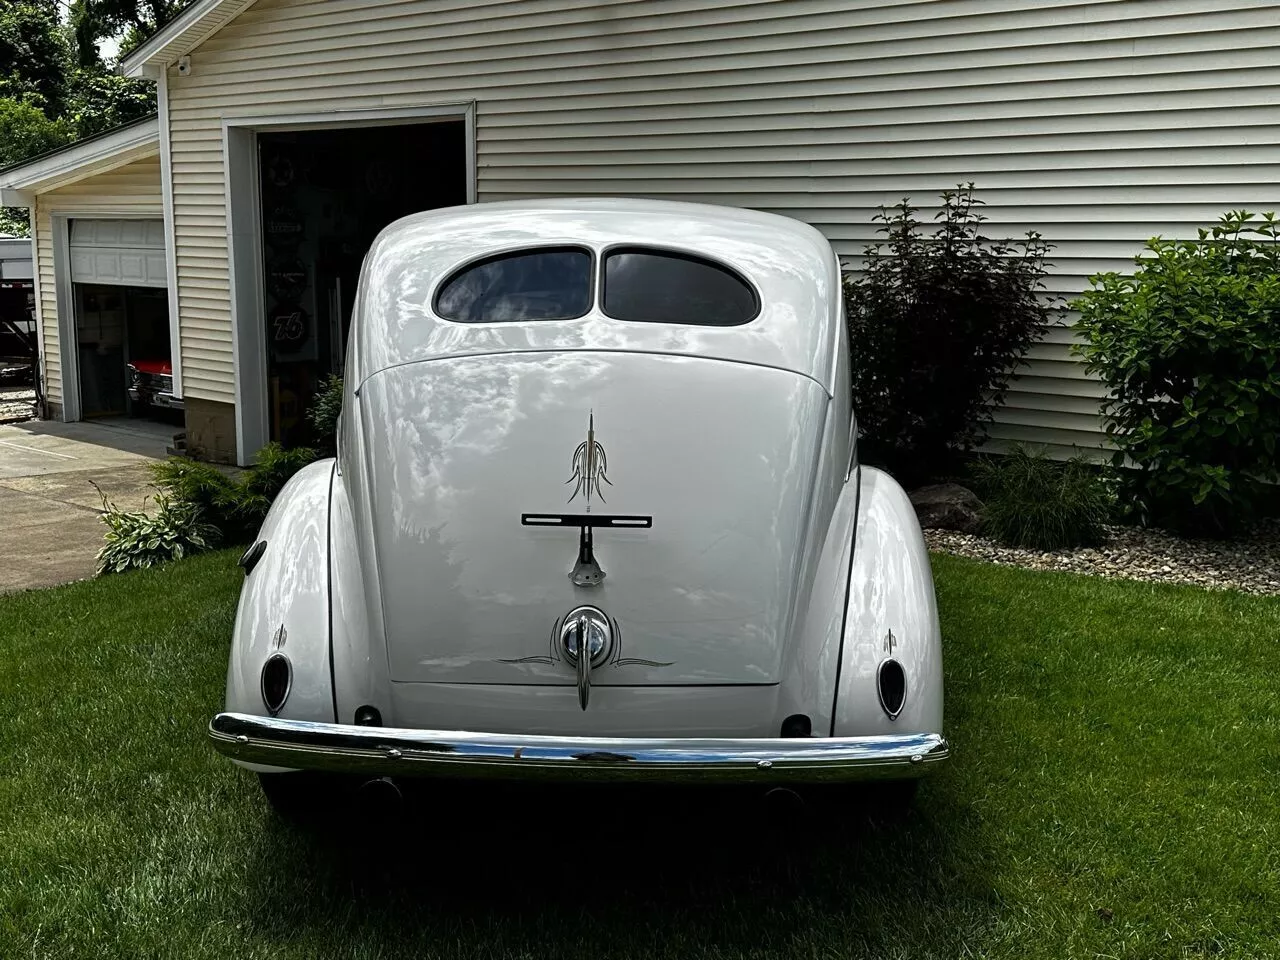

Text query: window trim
(432, 244), (597, 325)
(598, 243), (762, 327)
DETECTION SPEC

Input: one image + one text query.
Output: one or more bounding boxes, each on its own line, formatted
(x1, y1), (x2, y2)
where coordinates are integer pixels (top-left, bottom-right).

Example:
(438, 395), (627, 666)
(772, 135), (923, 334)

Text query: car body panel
(359, 352), (827, 686)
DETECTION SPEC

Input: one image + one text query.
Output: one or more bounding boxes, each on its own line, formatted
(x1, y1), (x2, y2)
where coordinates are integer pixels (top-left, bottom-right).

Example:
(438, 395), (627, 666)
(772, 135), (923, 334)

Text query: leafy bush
(149, 442), (318, 546)
(95, 488), (217, 576)
(307, 374), (343, 455)
(1073, 210), (1280, 535)
(845, 184), (1057, 484)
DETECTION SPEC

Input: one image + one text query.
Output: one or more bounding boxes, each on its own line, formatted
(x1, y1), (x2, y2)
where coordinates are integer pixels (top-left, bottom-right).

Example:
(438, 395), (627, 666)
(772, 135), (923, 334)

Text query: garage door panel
(69, 218), (168, 288)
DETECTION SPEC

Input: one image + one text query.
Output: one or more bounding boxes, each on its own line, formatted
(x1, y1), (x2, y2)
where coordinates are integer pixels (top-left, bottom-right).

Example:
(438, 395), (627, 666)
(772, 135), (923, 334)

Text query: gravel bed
(926, 521), (1280, 597)
(0, 385), (35, 423)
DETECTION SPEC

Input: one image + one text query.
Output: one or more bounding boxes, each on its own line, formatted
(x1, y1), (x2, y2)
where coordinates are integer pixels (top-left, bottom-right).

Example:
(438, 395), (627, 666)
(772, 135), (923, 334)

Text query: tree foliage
(0, 1), (70, 113)
(70, 0), (191, 61)
(0, 0), (191, 235)
(0, 95), (72, 166)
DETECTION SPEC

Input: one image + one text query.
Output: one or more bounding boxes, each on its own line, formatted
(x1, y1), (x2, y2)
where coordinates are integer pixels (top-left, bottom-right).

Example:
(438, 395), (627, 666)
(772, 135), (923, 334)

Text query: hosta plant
(1073, 210), (1280, 535)
(95, 488), (217, 576)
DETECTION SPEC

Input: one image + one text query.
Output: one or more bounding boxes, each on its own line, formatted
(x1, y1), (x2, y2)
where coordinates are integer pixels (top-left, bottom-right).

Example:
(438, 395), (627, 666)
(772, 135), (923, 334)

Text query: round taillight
(877, 658), (907, 720)
(354, 705), (382, 727)
(261, 654), (291, 715)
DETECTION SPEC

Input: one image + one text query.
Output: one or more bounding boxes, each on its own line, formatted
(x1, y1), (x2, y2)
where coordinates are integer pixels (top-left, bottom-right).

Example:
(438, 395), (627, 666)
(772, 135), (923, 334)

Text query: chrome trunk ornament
(559, 605), (613, 710)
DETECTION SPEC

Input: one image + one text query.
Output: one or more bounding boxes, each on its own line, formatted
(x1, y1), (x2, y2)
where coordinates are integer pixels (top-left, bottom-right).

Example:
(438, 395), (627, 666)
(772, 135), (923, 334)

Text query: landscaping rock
(925, 519), (1280, 597)
(909, 483), (985, 534)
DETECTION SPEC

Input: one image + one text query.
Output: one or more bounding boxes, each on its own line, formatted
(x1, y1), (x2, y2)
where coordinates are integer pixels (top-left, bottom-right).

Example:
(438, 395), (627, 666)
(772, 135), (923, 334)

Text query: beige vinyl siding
(33, 154), (163, 407)
(166, 0), (1280, 449)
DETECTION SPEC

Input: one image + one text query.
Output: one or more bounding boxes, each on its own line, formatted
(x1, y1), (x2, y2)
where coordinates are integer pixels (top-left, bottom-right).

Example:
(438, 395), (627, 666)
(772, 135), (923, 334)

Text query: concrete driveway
(0, 419), (175, 593)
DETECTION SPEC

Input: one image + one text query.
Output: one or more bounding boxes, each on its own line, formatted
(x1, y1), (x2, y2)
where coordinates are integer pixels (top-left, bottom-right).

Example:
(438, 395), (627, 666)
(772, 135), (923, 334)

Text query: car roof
(353, 198), (841, 392)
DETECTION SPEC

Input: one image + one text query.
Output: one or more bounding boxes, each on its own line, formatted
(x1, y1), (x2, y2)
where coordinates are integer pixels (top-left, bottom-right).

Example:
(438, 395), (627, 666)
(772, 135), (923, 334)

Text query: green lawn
(3, 550), (1280, 959)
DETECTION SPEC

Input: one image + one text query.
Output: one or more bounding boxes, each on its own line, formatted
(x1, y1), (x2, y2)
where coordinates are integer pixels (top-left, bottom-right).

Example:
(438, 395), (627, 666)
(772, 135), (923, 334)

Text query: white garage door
(69, 219), (167, 288)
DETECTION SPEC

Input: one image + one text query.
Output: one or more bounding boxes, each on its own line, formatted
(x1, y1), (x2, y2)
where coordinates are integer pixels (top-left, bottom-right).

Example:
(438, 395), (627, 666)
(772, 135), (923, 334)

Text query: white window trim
(223, 101), (477, 466)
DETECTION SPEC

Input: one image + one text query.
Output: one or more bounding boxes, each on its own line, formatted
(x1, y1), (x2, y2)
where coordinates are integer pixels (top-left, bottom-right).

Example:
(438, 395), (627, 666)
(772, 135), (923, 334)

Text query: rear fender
(832, 466), (943, 738)
(225, 459), (337, 731)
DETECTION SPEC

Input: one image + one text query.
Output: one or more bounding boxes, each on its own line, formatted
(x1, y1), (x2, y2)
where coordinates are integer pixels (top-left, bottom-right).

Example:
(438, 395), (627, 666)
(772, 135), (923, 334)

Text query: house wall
(165, 0), (1280, 456)
(33, 154), (163, 411)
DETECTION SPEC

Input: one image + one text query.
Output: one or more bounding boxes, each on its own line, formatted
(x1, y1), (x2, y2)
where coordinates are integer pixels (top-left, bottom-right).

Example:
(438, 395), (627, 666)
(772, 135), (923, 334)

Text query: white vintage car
(210, 198), (947, 812)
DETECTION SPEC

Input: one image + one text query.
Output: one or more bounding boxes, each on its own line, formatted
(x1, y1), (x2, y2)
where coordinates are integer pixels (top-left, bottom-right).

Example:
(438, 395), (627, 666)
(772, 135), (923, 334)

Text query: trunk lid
(360, 351), (827, 686)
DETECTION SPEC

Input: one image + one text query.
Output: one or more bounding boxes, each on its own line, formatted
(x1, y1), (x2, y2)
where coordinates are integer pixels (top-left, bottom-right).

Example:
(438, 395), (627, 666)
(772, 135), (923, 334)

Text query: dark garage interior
(257, 119), (467, 446)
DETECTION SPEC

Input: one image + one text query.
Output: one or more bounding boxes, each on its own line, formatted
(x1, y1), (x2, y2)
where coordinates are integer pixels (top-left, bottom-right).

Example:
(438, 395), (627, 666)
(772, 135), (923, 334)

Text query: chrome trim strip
(210, 713), (948, 783)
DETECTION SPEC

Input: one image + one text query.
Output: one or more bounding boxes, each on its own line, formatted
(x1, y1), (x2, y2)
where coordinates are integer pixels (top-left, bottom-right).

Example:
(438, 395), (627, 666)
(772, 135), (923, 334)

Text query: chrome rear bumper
(209, 712), (948, 783)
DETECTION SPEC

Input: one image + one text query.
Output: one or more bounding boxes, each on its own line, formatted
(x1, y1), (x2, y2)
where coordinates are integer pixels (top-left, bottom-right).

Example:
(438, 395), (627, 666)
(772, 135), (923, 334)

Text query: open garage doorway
(69, 219), (179, 426)
(256, 119), (467, 447)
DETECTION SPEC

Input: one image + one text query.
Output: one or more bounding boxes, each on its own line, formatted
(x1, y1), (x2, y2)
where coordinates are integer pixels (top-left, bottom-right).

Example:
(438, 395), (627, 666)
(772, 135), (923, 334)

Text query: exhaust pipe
(356, 776), (403, 810)
(761, 786), (806, 818)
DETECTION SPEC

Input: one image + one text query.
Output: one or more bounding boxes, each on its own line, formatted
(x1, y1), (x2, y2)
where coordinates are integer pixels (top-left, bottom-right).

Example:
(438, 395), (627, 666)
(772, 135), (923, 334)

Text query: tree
(70, 0), (191, 61)
(0, 2), (70, 114)
(0, 95), (73, 167)
(67, 70), (156, 137)
(0, 97), (73, 235)
(0, 0), (186, 235)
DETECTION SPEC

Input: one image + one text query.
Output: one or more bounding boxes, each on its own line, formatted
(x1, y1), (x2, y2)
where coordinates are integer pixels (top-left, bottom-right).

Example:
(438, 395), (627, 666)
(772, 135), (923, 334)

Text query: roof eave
(0, 118), (160, 200)
(120, 0), (259, 78)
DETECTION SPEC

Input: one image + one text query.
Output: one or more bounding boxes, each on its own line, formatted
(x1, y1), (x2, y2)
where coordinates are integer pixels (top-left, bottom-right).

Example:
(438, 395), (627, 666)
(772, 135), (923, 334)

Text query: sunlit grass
(2, 550), (1279, 958)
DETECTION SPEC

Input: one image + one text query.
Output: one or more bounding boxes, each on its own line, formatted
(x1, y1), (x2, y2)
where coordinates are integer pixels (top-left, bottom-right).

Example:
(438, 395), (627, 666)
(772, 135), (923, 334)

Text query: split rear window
(435, 247), (593, 323)
(434, 245), (758, 326)
(602, 248), (758, 326)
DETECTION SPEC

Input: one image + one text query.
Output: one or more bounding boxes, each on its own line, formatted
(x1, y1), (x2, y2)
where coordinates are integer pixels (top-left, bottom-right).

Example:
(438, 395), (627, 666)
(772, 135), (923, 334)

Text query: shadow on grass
(238, 776), (997, 957)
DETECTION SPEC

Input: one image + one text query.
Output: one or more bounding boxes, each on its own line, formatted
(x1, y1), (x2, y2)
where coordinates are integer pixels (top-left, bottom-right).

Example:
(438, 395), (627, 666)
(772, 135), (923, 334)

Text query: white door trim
(223, 101), (476, 466)
(157, 68), (184, 399)
(50, 210), (171, 423)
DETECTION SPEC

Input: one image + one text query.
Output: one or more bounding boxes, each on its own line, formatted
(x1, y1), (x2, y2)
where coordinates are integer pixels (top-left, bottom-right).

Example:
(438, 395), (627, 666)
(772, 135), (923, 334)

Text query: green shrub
(243, 442), (318, 503)
(845, 184), (1057, 484)
(148, 457), (240, 522)
(149, 442), (319, 546)
(1073, 210), (1280, 536)
(307, 374), (343, 455)
(970, 444), (1112, 550)
(95, 489), (217, 576)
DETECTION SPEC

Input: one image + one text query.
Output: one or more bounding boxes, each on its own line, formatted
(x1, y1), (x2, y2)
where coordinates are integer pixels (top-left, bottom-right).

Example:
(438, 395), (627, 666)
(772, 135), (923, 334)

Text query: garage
(68, 218), (177, 422)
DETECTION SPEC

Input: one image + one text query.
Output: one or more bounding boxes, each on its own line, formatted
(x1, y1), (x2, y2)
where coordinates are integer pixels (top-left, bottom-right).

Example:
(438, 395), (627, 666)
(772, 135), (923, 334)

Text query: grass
(3, 550), (1280, 959)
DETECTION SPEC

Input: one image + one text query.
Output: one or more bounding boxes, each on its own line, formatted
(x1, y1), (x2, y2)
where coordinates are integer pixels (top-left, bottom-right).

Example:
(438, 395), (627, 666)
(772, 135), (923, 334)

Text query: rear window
(602, 248), (758, 326)
(435, 247), (593, 323)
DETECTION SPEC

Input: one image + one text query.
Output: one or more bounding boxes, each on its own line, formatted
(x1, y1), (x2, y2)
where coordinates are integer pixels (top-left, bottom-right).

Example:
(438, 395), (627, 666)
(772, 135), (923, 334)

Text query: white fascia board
(0, 119), (160, 195)
(120, 0), (254, 78)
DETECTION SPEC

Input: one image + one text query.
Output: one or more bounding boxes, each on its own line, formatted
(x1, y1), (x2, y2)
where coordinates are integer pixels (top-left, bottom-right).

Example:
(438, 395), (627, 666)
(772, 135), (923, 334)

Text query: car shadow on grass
(237, 775), (998, 957)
